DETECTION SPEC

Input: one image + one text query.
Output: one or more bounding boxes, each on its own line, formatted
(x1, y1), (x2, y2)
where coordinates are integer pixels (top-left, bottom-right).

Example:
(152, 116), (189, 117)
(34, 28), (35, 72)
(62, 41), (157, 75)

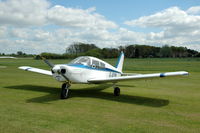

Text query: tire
(60, 83), (70, 99)
(114, 87), (120, 96)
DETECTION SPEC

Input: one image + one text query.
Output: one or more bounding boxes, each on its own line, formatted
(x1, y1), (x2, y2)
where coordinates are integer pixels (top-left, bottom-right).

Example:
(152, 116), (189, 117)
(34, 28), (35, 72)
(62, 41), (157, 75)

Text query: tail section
(115, 51), (124, 72)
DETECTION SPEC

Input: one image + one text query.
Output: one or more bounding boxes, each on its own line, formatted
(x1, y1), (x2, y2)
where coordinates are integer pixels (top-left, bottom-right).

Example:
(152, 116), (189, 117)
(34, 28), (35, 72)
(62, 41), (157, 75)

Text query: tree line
(0, 51), (34, 57)
(34, 42), (200, 59)
(1, 42), (199, 59)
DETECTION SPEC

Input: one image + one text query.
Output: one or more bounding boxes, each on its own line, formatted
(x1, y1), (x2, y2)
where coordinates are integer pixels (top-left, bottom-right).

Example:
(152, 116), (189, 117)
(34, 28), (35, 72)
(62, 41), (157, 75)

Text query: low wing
(88, 71), (189, 84)
(19, 66), (52, 76)
(121, 73), (141, 76)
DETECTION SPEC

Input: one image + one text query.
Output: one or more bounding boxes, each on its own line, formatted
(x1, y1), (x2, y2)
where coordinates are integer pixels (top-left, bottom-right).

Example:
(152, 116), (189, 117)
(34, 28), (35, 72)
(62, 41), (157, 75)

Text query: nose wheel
(114, 87), (120, 96)
(60, 83), (70, 99)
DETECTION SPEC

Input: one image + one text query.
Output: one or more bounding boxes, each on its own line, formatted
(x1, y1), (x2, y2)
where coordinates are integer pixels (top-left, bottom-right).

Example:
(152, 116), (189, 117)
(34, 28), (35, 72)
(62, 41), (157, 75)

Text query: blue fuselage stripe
(67, 64), (121, 74)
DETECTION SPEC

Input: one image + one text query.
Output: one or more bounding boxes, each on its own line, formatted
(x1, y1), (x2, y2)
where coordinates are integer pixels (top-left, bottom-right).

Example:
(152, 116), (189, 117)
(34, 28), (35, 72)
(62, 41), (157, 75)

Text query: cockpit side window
(92, 60), (99, 68)
(100, 62), (105, 68)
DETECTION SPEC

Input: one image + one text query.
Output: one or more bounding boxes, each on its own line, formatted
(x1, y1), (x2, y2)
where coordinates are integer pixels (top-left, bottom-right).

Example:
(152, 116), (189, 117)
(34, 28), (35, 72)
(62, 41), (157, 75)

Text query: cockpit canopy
(69, 57), (90, 66)
(69, 56), (105, 68)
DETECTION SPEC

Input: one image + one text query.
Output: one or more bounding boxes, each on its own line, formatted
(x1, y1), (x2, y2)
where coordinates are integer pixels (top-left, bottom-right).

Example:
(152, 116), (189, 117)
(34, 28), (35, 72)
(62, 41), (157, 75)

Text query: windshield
(69, 57), (90, 66)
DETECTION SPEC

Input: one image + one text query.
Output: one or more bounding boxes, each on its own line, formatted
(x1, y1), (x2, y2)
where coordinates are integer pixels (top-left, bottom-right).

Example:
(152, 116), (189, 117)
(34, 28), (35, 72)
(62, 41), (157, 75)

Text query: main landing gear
(114, 87), (120, 96)
(60, 83), (121, 99)
(60, 83), (71, 99)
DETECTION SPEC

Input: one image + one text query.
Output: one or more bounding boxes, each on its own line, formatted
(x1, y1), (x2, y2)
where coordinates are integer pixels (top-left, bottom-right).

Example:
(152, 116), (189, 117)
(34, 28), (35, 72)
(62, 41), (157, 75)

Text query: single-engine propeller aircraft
(19, 52), (189, 99)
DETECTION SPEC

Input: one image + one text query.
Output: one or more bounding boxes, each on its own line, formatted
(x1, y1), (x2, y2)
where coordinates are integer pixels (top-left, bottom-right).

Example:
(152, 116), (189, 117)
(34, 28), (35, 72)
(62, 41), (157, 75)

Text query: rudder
(115, 51), (124, 72)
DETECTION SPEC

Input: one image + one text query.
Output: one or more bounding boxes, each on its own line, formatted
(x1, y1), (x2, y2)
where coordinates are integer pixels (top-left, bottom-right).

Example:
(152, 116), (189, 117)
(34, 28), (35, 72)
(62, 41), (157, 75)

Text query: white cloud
(0, 0), (119, 54)
(9, 28), (30, 39)
(0, 26), (7, 38)
(47, 5), (117, 29)
(187, 6), (200, 15)
(0, 0), (49, 27)
(117, 28), (146, 43)
(0, 0), (200, 54)
(124, 7), (200, 50)
(124, 7), (200, 29)
(0, 0), (117, 29)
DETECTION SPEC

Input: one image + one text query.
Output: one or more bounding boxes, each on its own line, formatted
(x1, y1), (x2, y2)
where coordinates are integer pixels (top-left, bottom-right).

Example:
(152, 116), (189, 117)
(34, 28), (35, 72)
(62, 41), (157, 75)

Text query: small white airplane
(19, 52), (189, 99)
(0, 56), (17, 59)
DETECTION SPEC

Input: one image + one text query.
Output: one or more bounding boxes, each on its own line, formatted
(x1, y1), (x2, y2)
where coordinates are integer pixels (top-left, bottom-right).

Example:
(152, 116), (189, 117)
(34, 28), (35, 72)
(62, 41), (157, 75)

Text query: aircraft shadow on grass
(5, 84), (169, 107)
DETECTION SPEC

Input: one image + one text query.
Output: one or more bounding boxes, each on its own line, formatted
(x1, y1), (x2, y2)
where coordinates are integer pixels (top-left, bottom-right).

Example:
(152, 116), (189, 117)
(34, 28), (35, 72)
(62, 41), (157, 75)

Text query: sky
(0, 0), (200, 54)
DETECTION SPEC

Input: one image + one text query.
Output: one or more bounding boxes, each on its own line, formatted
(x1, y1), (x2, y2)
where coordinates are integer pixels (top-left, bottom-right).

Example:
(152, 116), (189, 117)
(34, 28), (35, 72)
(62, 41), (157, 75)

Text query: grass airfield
(0, 58), (199, 133)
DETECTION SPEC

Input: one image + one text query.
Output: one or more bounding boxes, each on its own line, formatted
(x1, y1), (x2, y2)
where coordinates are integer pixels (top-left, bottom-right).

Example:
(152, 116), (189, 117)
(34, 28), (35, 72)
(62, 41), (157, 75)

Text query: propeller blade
(40, 55), (54, 68)
(61, 73), (69, 81)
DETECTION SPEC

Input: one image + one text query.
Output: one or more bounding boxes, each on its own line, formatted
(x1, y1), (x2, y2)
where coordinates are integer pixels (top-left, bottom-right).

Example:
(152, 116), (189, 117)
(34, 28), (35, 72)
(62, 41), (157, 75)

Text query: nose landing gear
(114, 87), (120, 96)
(60, 83), (71, 99)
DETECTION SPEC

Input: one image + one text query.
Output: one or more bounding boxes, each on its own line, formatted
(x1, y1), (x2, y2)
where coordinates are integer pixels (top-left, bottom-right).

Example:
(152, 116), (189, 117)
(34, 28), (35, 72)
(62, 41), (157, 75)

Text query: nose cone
(52, 65), (70, 82)
(52, 65), (61, 73)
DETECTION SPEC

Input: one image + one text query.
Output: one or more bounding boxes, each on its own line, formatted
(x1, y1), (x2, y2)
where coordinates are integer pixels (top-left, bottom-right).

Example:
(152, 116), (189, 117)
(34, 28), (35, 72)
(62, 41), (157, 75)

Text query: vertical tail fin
(115, 51), (124, 72)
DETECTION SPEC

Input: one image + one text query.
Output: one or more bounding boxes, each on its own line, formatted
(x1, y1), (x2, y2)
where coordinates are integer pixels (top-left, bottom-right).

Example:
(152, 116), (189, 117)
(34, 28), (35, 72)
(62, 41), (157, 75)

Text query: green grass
(0, 58), (200, 133)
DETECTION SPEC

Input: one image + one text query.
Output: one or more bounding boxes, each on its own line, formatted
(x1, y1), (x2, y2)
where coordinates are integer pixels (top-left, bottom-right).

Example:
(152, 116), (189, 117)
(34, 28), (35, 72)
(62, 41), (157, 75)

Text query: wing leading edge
(19, 66), (52, 76)
(88, 71), (189, 84)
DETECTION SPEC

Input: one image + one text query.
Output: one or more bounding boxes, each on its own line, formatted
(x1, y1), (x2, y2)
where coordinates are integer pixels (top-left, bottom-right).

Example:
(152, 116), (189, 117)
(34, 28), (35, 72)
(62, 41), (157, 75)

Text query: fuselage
(52, 56), (122, 83)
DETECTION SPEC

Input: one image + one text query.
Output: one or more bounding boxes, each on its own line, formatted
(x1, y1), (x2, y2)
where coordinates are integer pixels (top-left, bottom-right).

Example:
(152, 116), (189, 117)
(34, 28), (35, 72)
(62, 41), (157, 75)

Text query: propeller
(39, 55), (69, 81)
(39, 55), (54, 68)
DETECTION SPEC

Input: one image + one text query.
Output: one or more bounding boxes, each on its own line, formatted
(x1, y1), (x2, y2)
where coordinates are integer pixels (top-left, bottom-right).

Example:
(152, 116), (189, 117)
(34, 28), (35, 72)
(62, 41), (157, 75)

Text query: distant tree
(124, 44), (160, 58)
(17, 51), (23, 56)
(40, 52), (63, 59)
(15, 51), (27, 57)
(35, 42), (200, 59)
(66, 42), (98, 55)
(187, 49), (198, 57)
(101, 48), (110, 58)
(124, 45), (135, 58)
(118, 46), (125, 53)
(160, 45), (172, 57)
(101, 48), (119, 58)
(34, 55), (41, 60)
(109, 48), (119, 58)
(85, 48), (102, 58)
(196, 53), (200, 57)
(135, 48), (140, 58)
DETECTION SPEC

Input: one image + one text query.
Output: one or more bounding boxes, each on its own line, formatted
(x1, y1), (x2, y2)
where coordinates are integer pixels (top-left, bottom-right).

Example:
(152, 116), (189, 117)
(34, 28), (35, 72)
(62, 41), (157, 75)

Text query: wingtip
(18, 66), (31, 70)
(183, 71), (189, 75)
(18, 66), (25, 69)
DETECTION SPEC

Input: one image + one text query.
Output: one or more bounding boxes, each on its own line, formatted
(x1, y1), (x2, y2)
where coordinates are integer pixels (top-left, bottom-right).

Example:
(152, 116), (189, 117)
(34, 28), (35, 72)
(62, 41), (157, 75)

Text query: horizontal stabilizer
(19, 66), (52, 76)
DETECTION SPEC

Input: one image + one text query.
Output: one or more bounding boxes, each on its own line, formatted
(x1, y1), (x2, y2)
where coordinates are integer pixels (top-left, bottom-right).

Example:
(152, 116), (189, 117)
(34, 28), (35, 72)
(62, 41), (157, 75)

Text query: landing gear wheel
(114, 87), (120, 96)
(60, 83), (70, 99)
